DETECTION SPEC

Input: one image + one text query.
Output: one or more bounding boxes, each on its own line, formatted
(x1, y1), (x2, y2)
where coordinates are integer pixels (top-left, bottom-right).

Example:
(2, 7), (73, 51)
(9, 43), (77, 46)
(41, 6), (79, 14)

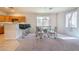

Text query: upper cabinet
(0, 16), (26, 23)
(9, 16), (26, 22)
(18, 16), (26, 22)
(5, 16), (11, 22)
(0, 16), (5, 22)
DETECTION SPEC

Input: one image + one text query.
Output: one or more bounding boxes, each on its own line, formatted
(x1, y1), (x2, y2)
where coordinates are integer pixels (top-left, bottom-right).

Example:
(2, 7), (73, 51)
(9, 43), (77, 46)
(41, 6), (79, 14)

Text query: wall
(0, 11), (7, 15)
(26, 13), (57, 32)
(57, 12), (65, 34)
(8, 13), (57, 33)
(5, 8), (79, 38)
(57, 8), (79, 38)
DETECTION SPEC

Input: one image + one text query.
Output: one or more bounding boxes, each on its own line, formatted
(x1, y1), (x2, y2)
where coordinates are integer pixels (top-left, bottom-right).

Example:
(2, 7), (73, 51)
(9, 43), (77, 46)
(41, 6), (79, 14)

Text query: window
(65, 12), (72, 27)
(37, 16), (50, 26)
(71, 11), (77, 28)
(65, 11), (77, 28)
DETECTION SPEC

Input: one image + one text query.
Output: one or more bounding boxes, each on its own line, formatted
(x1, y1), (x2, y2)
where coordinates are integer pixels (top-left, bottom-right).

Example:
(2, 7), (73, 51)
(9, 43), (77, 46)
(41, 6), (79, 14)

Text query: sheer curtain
(65, 11), (77, 28)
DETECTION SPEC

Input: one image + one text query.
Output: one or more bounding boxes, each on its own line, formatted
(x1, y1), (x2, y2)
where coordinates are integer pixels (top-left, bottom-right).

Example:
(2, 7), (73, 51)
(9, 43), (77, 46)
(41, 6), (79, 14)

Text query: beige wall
(0, 11), (7, 15)
(4, 8), (79, 38)
(8, 13), (57, 33)
(26, 13), (57, 32)
(57, 8), (79, 38)
(57, 12), (65, 33)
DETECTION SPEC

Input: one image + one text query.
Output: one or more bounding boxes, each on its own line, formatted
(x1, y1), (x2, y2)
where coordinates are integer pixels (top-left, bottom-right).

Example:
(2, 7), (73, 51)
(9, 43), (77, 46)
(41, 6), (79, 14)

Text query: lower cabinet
(4, 23), (19, 39)
(0, 26), (4, 34)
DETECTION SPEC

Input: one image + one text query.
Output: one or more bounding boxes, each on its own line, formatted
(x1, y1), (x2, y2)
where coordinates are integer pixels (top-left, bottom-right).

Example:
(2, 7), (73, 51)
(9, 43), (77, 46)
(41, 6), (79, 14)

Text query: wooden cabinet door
(9, 16), (26, 22)
(0, 16), (5, 22)
(10, 16), (19, 22)
(0, 16), (26, 22)
(0, 26), (4, 34)
(18, 16), (26, 22)
(5, 16), (12, 22)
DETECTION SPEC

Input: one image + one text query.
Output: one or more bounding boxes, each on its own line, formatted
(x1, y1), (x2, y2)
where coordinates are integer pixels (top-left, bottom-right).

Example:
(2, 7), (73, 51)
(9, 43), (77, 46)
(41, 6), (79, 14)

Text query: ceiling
(0, 7), (76, 14)
(15, 7), (76, 13)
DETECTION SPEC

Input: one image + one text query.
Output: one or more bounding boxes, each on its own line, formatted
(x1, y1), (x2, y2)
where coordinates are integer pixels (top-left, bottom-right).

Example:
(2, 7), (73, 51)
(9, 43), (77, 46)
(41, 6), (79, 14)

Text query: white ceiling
(14, 7), (76, 13)
(0, 7), (76, 14)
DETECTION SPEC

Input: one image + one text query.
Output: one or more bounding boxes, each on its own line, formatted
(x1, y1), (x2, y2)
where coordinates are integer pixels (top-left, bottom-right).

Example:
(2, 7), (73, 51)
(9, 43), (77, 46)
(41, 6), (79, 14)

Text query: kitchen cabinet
(0, 16), (5, 22)
(17, 16), (26, 22)
(5, 16), (11, 22)
(4, 23), (19, 39)
(0, 16), (26, 22)
(9, 16), (26, 22)
(0, 25), (4, 34)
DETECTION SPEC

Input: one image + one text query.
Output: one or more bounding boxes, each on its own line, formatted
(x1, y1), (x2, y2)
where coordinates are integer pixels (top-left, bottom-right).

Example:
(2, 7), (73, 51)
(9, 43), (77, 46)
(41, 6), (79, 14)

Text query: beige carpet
(16, 33), (79, 51)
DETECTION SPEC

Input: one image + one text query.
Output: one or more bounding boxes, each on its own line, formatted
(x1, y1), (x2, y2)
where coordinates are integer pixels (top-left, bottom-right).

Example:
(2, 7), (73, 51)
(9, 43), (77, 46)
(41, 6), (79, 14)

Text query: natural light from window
(37, 16), (50, 26)
(65, 11), (77, 28)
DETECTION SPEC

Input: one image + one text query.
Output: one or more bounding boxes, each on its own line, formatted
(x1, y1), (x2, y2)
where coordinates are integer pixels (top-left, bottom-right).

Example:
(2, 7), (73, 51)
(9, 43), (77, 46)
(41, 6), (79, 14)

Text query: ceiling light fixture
(9, 7), (15, 12)
(49, 8), (53, 10)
